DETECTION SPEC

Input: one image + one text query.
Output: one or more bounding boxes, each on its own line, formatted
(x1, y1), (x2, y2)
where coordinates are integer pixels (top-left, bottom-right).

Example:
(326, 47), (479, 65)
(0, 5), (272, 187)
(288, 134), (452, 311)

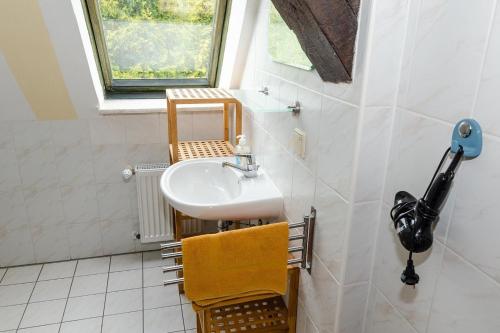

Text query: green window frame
(83, 0), (230, 94)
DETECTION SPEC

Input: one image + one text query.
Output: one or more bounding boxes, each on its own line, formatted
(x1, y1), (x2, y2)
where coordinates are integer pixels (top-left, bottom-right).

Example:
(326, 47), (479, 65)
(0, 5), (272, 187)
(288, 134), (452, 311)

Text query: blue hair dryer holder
(451, 118), (482, 158)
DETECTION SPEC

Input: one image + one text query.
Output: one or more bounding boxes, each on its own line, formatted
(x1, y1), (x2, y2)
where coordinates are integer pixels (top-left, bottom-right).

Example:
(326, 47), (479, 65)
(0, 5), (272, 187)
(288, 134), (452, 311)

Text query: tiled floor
(0, 251), (196, 333)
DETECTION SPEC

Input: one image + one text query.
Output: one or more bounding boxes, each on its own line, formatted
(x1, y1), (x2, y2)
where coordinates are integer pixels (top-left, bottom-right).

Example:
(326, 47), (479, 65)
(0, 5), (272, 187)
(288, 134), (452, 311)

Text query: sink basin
(160, 157), (283, 220)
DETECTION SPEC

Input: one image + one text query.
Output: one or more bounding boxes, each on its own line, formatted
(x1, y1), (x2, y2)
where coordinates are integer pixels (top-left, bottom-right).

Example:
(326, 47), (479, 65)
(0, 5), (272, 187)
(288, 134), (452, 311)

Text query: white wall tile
(316, 97), (359, 199)
(0, 224), (35, 267)
(23, 185), (65, 227)
(364, 0), (408, 106)
(96, 183), (133, 221)
(61, 184), (99, 225)
(67, 221), (104, 258)
(31, 223), (71, 262)
(299, 255), (340, 333)
(51, 120), (91, 148)
(92, 144), (128, 184)
(446, 137), (500, 283)
(17, 146), (59, 189)
(11, 121), (53, 150)
(475, 3), (500, 137)
(288, 160), (315, 224)
(0, 146), (22, 192)
(338, 283), (369, 333)
(365, 289), (416, 333)
(191, 110), (224, 140)
(124, 114), (161, 144)
(400, 0), (495, 121)
(55, 144), (95, 187)
(427, 249), (500, 333)
(353, 107), (392, 202)
(89, 117), (126, 145)
(260, 132), (293, 210)
(100, 217), (138, 255)
(0, 189), (28, 231)
(296, 300), (307, 333)
(312, 179), (349, 281)
(344, 202), (379, 284)
(126, 143), (169, 165)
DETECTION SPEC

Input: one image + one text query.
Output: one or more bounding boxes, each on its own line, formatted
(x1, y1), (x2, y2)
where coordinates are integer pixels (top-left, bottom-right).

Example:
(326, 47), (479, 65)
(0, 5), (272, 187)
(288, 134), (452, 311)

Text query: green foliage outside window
(97, 0), (218, 80)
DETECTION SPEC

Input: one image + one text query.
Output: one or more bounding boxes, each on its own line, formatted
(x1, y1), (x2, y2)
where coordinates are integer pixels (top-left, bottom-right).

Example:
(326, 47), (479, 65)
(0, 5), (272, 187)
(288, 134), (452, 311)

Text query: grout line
(332, 0), (385, 329)
(435, 238), (500, 290)
(58, 314), (103, 324)
(142, 252), (145, 333)
(14, 322), (61, 331)
(0, 249), (160, 271)
(100, 255), (112, 333)
(57, 261), (78, 333)
(0, 280), (38, 287)
(361, 0), (423, 328)
(400, 107), (455, 128)
(374, 286), (419, 333)
(469, 0), (499, 119)
(16, 264), (44, 330)
(423, 239), (448, 333)
(180, 301), (188, 331)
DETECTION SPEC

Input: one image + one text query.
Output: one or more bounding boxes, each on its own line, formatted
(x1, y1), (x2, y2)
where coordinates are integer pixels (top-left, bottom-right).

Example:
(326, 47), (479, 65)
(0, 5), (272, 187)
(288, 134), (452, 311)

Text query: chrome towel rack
(160, 207), (316, 286)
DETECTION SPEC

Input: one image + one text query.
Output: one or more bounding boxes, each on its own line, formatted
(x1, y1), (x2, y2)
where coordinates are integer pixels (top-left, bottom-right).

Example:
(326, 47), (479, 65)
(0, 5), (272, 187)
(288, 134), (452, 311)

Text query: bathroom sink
(160, 157), (283, 220)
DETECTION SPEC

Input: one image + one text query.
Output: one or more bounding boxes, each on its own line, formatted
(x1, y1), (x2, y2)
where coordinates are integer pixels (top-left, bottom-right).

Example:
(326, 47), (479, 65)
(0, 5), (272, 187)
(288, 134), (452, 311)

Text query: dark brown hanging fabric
(271, 0), (359, 83)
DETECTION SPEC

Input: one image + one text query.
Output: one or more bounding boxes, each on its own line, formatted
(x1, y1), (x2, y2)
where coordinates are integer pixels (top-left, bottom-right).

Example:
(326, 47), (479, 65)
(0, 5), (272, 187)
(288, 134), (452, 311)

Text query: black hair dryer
(390, 119), (483, 286)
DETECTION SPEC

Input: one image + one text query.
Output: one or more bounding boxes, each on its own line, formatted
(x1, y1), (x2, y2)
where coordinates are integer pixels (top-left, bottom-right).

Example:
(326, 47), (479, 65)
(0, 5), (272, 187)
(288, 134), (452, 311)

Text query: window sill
(98, 98), (224, 115)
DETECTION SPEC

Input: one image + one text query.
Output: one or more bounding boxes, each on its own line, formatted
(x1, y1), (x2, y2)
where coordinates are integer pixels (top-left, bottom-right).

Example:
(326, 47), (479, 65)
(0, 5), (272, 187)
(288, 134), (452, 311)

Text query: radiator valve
(122, 166), (134, 181)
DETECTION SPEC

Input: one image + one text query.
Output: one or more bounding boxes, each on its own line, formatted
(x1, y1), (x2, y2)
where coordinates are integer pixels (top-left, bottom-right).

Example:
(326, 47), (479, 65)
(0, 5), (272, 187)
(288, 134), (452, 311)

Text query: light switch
(293, 128), (306, 158)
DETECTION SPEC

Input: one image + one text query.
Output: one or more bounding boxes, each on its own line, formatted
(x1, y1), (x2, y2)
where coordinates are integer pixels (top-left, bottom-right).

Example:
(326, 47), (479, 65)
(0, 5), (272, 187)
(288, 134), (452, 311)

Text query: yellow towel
(182, 222), (289, 308)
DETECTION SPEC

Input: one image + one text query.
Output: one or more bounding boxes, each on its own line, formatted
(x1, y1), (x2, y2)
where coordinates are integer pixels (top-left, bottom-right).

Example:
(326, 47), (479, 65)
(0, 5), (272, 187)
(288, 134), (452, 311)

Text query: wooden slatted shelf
(169, 140), (234, 162)
(166, 88), (242, 163)
(208, 296), (289, 333)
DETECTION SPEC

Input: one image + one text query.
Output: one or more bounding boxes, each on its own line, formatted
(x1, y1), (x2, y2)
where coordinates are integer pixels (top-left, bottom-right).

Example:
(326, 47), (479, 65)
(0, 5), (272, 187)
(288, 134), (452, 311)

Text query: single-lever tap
(222, 154), (260, 178)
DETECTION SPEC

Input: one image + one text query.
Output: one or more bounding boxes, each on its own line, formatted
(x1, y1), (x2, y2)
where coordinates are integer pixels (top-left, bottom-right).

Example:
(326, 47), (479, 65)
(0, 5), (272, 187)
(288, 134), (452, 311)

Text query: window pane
(98, 0), (218, 80)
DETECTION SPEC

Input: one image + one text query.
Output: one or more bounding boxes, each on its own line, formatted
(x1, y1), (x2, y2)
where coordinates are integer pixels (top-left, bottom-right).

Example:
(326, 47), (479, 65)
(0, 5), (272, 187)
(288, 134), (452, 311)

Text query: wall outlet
(293, 128), (306, 158)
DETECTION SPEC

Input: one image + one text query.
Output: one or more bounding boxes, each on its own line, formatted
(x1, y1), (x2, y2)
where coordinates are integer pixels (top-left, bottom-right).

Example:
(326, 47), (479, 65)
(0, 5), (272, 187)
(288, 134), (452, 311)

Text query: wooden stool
(196, 266), (300, 333)
(166, 88), (242, 164)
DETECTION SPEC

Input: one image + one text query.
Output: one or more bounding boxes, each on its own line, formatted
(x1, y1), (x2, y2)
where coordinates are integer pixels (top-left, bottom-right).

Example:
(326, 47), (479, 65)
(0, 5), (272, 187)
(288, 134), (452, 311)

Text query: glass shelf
(230, 89), (294, 113)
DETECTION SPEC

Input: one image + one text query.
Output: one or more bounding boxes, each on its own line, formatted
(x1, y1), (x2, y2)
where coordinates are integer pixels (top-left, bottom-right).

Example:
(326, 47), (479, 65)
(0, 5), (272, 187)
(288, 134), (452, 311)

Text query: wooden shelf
(169, 140), (234, 162)
(166, 88), (242, 164)
(166, 88), (239, 104)
(207, 296), (289, 333)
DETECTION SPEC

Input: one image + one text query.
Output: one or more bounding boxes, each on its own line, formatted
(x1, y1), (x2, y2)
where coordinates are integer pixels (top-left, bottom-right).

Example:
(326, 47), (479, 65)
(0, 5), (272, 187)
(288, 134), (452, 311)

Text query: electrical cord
(423, 147), (451, 199)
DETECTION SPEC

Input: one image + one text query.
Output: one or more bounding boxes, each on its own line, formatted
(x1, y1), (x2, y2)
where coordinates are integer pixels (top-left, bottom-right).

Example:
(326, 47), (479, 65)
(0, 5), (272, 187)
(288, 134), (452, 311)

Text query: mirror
(268, 3), (313, 71)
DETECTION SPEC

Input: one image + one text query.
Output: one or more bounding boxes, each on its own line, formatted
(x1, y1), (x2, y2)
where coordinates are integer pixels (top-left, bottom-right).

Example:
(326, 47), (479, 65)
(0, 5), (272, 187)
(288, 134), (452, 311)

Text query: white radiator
(136, 163), (173, 243)
(135, 163), (203, 242)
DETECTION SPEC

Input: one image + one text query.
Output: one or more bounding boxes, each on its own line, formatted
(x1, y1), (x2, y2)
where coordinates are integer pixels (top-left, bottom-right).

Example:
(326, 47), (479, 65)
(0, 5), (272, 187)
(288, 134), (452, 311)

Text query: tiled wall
(238, 0), (405, 332)
(365, 0), (500, 333)
(0, 0), (224, 266)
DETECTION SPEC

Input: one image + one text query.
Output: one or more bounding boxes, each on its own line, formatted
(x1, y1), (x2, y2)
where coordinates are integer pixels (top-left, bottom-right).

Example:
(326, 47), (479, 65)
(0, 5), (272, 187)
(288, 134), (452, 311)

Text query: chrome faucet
(222, 154), (260, 178)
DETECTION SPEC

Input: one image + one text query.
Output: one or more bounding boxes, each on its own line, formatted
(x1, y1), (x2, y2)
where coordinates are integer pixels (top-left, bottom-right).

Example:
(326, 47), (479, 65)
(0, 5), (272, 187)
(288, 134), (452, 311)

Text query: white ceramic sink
(160, 157), (283, 220)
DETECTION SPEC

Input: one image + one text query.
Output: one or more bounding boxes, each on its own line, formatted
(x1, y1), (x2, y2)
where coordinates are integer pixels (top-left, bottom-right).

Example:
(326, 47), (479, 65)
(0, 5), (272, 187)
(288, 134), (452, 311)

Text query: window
(84, 0), (229, 93)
